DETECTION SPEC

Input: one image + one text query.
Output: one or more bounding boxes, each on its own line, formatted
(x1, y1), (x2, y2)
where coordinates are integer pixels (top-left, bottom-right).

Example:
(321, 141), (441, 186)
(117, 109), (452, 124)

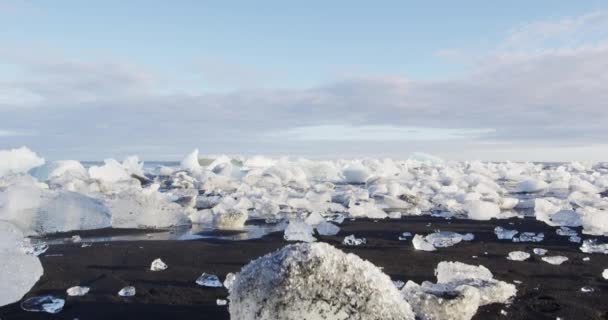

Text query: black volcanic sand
(1, 217), (608, 320)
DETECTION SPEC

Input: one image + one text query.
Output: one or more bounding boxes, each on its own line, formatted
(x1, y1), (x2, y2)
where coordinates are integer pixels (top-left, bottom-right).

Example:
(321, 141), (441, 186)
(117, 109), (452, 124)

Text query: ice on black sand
(21, 295), (65, 314)
(196, 273), (223, 287)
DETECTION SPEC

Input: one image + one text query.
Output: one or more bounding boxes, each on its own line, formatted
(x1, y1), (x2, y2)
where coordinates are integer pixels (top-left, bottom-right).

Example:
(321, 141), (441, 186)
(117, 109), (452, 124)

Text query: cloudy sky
(1, 0), (608, 161)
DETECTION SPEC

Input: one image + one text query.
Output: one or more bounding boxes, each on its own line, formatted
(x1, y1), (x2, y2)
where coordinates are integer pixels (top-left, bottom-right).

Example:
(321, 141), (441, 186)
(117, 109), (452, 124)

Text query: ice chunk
(21, 239), (48, 256)
(118, 286), (136, 297)
(88, 159), (131, 183)
(217, 299), (228, 306)
(180, 149), (202, 175)
(342, 234), (367, 246)
(315, 221), (340, 236)
(213, 209), (248, 230)
(541, 256), (568, 265)
(514, 179), (548, 193)
(412, 234), (436, 251)
(228, 242), (415, 320)
(435, 261), (516, 306)
(304, 211), (325, 226)
(342, 163), (371, 184)
(20, 295), (64, 314)
(556, 226), (578, 237)
(30, 160), (88, 183)
(465, 201), (500, 221)
(580, 239), (608, 254)
(284, 220), (316, 242)
(513, 232), (544, 243)
(348, 201), (388, 219)
(196, 273), (223, 287)
(494, 227), (518, 240)
(0, 221), (44, 306)
(224, 273), (236, 290)
(603, 269), (608, 279)
(401, 281), (480, 320)
(66, 286), (90, 296)
(425, 232), (474, 248)
(150, 258), (168, 271)
(581, 286), (594, 293)
(533, 248), (547, 256)
(507, 251), (530, 261)
(578, 207), (608, 236)
(0, 146), (45, 177)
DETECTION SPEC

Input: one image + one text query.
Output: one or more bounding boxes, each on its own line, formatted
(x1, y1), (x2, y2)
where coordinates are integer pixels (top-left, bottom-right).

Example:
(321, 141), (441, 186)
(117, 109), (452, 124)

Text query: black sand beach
(1, 217), (607, 320)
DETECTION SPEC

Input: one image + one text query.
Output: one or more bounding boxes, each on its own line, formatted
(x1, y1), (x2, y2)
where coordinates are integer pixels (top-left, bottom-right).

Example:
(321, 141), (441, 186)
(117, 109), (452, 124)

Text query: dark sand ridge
(1, 217), (607, 320)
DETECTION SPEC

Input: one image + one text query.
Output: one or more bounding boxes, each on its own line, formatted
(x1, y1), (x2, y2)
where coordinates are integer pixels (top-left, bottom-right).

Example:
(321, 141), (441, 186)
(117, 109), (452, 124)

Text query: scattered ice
(494, 227), (518, 240)
(513, 232), (544, 243)
(284, 220), (316, 242)
(196, 273), (223, 287)
(580, 239), (608, 254)
(514, 179), (548, 193)
(556, 226), (577, 237)
(66, 286), (90, 296)
(342, 234), (367, 246)
(150, 258), (168, 271)
(228, 242), (415, 320)
(20, 295), (64, 314)
(533, 248), (548, 256)
(118, 286), (136, 297)
(507, 251), (531, 261)
(541, 256), (568, 265)
(217, 299), (228, 306)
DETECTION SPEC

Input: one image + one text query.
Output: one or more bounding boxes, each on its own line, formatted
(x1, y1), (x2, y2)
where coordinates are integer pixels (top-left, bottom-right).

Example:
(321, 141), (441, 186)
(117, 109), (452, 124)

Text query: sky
(1, 0), (608, 161)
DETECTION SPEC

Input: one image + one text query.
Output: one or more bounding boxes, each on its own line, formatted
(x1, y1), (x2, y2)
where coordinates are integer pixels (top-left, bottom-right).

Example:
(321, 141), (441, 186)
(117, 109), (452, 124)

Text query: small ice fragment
(223, 273), (236, 290)
(556, 227), (577, 237)
(507, 251), (531, 261)
(150, 258), (168, 271)
(392, 280), (405, 289)
(216, 299), (227, 306)
(580, 239), (608, 254)
(569, 235), (581, 243)
(327, 214), (345, 224)
(513, 232), (544, 243)
(118, 286), (136, 297)
(603, 269), (608, 279)
(500, 309), (508, 316)
(196, 273), (223, 287)
(20, 295), (65, 314)
(541, 256), (568, 265)
(533, 248), (547, 256)
(494, 227), (518, 240)
(398, 232), (412, 241)
(581, 286), (594, 293)
(582, 257), (590, 261)
(424, 231), (473, 248)
(513, 280), (522, 284)
(71, 235), (82, 243)
(342, 234), (366, 246)
(66, 286), (90, 296)
(283, 220), (316, 243)
(315, 221), (340, 236)
(412, 234), (435, 251)
(21, 240), (49, 256)
(81, 243), (92, 248)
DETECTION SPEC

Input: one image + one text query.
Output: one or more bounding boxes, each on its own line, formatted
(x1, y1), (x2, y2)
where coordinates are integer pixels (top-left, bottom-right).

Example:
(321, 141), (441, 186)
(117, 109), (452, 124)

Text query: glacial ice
(228, 242), (415, 320)
(150, 258), (168, 271)
(196, 273), (223, 287)
(315, 221), (340, 236)
(413, 232), (473, 251)
(580, 239), (608, 254)
(0, 147), (44, 177)
(213, 209), (248, 230)
(541, 256), (568, 265)
(223, 272), (236, 290)
(66, 286), (90, 296)
(533, 248), (547, 256)
(180, 149), (202, 175)
(283, 220), (316, 242)
(465, 201), (500, 220)
(494, 227), (518, 240)
(0, 221), (43, 307)
(342, 234), (367, 246)
(20, 295), (64, 313)
(118, 286), (136, 297)
(507, 251), (530, 261)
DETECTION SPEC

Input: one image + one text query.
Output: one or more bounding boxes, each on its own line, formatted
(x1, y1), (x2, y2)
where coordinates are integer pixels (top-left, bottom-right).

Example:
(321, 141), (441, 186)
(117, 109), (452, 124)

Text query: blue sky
(1, 1), (608, 160)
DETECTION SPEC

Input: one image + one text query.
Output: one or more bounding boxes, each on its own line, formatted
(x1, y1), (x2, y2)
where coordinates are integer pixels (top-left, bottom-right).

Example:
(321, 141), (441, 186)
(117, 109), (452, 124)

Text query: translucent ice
(402, 281), (480, 320)
(224, 272), (236, 290)
(0, 221), (44, 307)
(66, 286), (90, 296)
(513, 232), (544, 243)
(465, 201), (500, 221)
(514, 179), (548, 193)
(507, 251), (530, 261)
(213, 209), (248, 230)
(21, 239), (48, 256)
(494, 227), (518, 240)
(283, 220), (316, 242)
(533, 248), (547, 256)
(315, 221), (340, 236)
(541, 256), (568, 265)
(150, 258), (168, 271)
(196, 273), (223, 287)
(228, 242), (415, 320)
(20, 295), (64, 314)
(342, 234), (367, 246)
(413, 232), (473, 251)
(412, 234), (437, 251)
(342, 163), (371, 184)
(180, 149), (202, 175)
(118, 286), (136, 297)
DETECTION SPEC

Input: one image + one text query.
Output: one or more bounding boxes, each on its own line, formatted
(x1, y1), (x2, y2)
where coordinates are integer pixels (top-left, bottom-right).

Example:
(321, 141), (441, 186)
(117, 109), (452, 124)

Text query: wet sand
(1, 217), (607, 320)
